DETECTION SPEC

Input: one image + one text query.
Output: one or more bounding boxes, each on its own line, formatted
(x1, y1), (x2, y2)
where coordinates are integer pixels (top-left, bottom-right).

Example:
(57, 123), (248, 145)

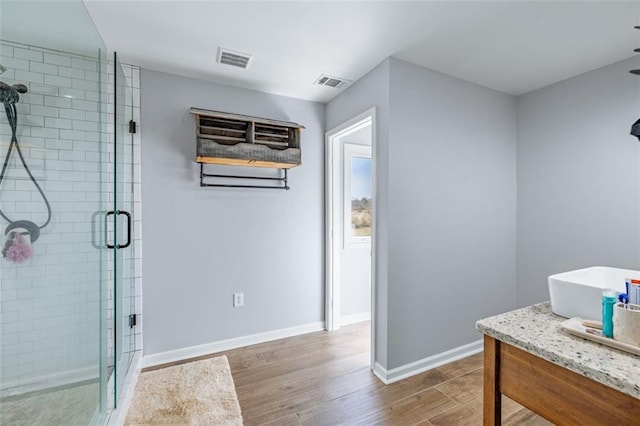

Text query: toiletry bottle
(602, 290), (618, 338)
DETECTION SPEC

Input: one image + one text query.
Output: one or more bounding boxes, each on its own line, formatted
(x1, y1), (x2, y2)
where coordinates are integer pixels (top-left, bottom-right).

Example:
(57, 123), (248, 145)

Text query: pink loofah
(5, 234), (32, 264)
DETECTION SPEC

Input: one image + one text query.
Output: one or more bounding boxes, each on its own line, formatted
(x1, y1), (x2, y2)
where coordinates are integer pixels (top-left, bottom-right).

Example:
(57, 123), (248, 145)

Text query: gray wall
(326, 58), (517, 370)
(516, 57), (640, 306)
(326, 59), (390, 367)
(140, 54), (640, 372)
(140, 69), (325, 355)
(386, 59), (517, 368)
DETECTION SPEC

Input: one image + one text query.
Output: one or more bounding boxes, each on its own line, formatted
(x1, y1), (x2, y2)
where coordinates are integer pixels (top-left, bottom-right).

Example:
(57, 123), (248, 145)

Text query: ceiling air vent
(217, 47), (252, 69)
(314, 74), (351, 90)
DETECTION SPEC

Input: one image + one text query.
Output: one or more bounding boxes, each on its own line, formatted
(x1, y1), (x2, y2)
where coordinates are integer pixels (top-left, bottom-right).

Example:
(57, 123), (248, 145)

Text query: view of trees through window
(350, 156), (372, 237)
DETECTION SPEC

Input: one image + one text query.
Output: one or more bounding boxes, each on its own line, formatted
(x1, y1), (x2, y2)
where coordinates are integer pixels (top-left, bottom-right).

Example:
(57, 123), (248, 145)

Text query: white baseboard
(0, 365), (97, 398)
(106, 350), (143, 426)
(142, 321), (325, 368)
(373, 339), (483, 385)
(372, 361), (388, 384)
(340, 312), (371, 326)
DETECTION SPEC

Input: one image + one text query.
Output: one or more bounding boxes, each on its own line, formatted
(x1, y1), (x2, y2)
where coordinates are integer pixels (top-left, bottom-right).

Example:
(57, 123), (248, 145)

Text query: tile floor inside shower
(1, 381), (99, 425)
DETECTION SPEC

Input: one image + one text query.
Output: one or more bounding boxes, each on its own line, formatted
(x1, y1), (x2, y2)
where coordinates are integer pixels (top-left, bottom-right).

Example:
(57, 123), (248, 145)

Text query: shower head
(0, 81), (27, 106)
(0, 64), (5, 75)
(13, 83), (27, 93)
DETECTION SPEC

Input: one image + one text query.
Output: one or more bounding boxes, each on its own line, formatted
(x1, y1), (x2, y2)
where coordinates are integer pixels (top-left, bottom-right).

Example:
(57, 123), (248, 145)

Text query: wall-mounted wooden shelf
(191, 108), (304, 169)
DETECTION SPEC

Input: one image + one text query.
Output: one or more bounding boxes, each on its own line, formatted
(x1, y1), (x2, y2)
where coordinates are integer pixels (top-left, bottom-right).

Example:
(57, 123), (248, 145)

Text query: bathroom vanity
(476, 303), (640, 425)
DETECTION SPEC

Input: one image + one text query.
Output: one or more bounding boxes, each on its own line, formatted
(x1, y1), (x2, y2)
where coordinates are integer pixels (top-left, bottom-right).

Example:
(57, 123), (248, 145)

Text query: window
(344, 143), (372, 247)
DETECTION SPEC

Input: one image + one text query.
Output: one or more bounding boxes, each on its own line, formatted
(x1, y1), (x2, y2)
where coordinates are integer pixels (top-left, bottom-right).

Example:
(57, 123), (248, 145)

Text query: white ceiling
(82, 1), (640, 103)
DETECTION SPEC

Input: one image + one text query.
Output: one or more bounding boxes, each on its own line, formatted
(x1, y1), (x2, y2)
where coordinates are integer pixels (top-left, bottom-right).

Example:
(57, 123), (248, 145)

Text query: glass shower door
(112, 52), (135, 407)
(0, 1), (110, 424)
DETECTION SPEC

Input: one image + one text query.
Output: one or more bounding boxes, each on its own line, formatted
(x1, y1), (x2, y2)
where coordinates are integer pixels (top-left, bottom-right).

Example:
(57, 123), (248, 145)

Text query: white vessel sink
(548, 266), (640, 320)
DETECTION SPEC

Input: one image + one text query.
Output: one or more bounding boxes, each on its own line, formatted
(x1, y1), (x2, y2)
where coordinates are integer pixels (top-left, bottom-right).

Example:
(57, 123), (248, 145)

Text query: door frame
(325, 107), (377, 369)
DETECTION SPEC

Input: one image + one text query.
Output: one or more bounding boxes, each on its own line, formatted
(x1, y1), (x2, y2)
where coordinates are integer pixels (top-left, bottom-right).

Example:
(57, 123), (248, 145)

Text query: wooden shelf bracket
(191, 108), (304, 190)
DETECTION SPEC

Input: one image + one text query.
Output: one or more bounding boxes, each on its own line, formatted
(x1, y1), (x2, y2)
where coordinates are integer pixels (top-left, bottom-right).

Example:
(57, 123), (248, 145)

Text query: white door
(339, 143), (372, 326)
(326, 117), (373, 331)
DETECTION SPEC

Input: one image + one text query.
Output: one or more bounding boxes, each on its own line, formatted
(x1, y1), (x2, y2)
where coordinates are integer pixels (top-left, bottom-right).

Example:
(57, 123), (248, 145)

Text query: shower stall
(0, 1), (139, 424)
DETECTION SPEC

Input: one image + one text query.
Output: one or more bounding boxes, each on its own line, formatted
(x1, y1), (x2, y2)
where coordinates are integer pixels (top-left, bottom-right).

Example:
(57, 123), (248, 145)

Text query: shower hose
(0, 81), (52, 249)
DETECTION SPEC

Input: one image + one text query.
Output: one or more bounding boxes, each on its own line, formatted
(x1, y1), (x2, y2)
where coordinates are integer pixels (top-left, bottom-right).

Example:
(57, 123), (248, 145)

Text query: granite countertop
(476, 302), (640, 399)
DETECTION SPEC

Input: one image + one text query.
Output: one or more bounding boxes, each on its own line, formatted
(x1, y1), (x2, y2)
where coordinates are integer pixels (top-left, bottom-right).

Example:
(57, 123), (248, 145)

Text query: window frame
(343, 143), (372, 248)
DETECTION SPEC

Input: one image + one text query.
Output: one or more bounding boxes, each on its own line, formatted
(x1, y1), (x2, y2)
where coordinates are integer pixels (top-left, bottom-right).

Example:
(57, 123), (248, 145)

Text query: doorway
(325, 108), (376, 368)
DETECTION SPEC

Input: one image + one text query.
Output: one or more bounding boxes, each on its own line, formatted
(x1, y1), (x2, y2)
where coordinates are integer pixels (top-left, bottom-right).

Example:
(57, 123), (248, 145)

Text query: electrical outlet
(233, 292), (244, 307)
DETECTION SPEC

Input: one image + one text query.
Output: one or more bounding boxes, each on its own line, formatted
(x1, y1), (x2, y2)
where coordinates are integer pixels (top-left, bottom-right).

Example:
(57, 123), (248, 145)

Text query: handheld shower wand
(0, 82), (28, 135)
(0, 81), (52, 263)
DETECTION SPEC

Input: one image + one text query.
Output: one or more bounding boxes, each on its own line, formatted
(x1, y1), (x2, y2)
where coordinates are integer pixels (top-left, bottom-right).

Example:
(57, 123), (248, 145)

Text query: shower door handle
(106, 211), (115, 249)
(106, 210), (132, 249)
(117, 211), (132, 249)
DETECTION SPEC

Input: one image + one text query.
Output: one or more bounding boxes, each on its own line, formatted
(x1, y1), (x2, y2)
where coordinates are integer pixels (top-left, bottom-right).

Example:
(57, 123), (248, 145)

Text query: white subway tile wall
(0, 41), (142, 395)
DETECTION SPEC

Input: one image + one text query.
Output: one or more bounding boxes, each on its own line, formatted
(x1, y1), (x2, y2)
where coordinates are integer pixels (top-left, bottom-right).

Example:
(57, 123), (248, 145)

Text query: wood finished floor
(147, 321), (553, 425)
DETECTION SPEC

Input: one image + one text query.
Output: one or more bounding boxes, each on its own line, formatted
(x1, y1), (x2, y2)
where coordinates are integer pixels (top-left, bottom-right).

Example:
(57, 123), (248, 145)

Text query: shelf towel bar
(199, 163), (290, 190)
